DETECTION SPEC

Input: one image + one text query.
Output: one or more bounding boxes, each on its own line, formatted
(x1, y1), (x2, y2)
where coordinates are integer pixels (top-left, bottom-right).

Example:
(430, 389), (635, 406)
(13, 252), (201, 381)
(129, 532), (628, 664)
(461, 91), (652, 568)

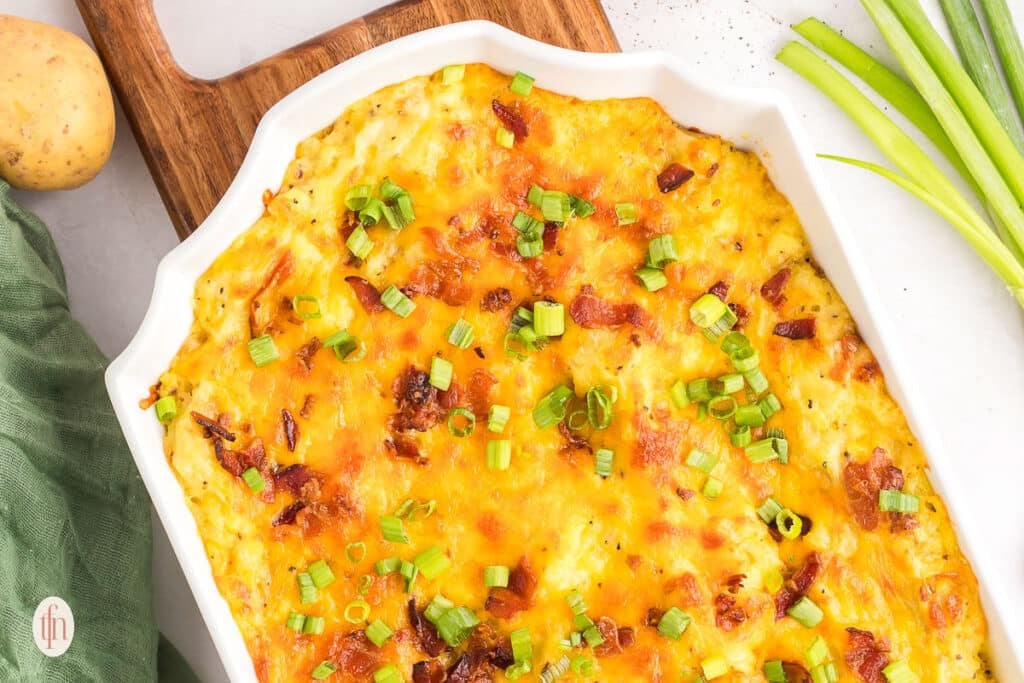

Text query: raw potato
(0, 15), (115, 190)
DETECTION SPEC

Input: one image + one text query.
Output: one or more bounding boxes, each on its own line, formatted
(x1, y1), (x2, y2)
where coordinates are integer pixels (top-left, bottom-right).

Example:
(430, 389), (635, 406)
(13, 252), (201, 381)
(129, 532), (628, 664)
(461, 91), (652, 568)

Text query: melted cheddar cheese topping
(156, 65), (992, 682)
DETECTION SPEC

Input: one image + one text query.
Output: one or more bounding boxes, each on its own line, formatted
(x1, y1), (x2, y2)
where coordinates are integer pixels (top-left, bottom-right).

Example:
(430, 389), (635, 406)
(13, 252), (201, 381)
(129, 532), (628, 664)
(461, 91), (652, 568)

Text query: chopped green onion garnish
(615, 202), (638, 225)
(379, 515), (410, 544)
(292, 295), (321, 320)
(565, 590), (588, 614)
(488, 404), (511, 433)
(686, 449), (718, 474)
(635, 267), (668, 291)
(435, 605), (480, 647)
(374, 556), (401, 575)
(323, 329), (364, 362)
(585, 386), (616, 430)
(882, 660), (918, 683)
(247, 334), (279, 367)
(570, 656), (593, 675)
(569, 195), (595, 218)
(517, 234), (544, 258)
(365, 619), (393, 647)
(380, 285), (415, 318)
(730, 346), (760, 372)
(701, 655), (730, 680)
(344, 185), (372, 211)
(690, 293), (728, 328)
(703, 303), (738, 343)
(787, 595), (824, 628)
(744, 367), (770, 395)
(573, 613), (594, 631)
(686, 378), (712, 403)
(424, 594), (454, 623)
(527, 184), (545, 207)
(540, 656), (571, 682)
(302, 615), (325, 635)
(377, 178), (404, 200)
(720, 331), (750, 354)
(443, 318), (474, 350)
(648, 234), (679, 267)
(707, 395), (737, 420)
(806, 636), (830, 667)
(512, 210), (543, 233)
(154, 396), (177, 423)
(286, 611), (306, 632)
(735, 404), (766, 427)
(775, 436), (790, 464)
(533, 301), (565, 336)
(669, 380), (689, 409)
(497, 128), (515, 148)
(745, 438), (780, 463)
(776, 509), (804, 539)
(582, 625), (604, 648)
(540, 191), (572, 223)
(879, 489), (920, 513)
(758, 497), (785, 525)
(343, 599), (371, 624)
(486, 439), (512, 470)
(484, 565), (510, 588)
(429, 356), (454, 391)
(400, 559), (418, 592)
(241, 467), (265, 493)
(712, 373), (744, 395)
(595, 448), (614, 478)
(312, 660), (337, 680)
(656, 606), (692, 640)
(441, 64), (465, 84)
(372, 664), (402, 683)
(297, 572), (318, 604)
(703, 476), (724, 500)
(764, 660), (787, 683)
(759, 393), (782, 418)
(696, 403), (707, 421)
(396, 193), (415, 224)
(357, 574), (373, 594)
(358, 197), (385, 226)
(505, 662), (531, 680)
(346, 225), (374, 259)
(447, 407), (476, 437)
(308, 559), (336, 588)
(345, 542), (366, 564)
(510, 627), (533, 663)
(731, 425), (752, 447)
(510, 71), (535, 96)
(414, 545), (452, 580)
(533, 384), (574, 428)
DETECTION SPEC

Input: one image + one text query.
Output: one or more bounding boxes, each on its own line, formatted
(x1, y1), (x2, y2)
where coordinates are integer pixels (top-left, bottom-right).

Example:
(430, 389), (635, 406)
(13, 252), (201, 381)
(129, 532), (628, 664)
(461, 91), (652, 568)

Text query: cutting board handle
(75, 0), (617, 238)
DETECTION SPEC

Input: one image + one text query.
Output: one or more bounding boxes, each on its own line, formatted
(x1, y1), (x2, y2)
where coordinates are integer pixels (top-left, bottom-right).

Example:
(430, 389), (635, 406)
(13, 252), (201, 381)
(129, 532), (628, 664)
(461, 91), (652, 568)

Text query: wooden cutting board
(75, 0), (619, 240)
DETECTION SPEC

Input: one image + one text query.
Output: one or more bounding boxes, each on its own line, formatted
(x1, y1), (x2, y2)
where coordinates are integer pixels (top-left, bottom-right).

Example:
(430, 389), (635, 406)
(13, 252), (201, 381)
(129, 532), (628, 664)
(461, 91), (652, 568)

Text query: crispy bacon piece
(760, 267), (791, 307)
(392, 367), (444, 432)
(843, 447), (915, 531)
(249, 253), (293, 337)
(295, 337), (321, 371)
(491, 99), (528, 139)
(644, 608), (665, 627)
(485, 557), (537, 619)
(212, 437), (264, 477)
(846, 628), (890, 683)
(782, 662), (813, 683)
(139, 384), (160, 410)
(299, 394), (315, 418)
(407, 257), (478, 307)
(327, 631), (379, 678)
(412, 660), (446, 683)
(273, 463), (314, 496)
(271, 501), (305, 526)
(708, 281), (729, 300)
(570, 284), (648, 329)
(714, 593), (747, 631)
(773, 318), (817, 340)
(855, 361), (880, 383)
(558, 421), (592, 453)
(438, 382), (461, 410)
(657, 162), (695, 192)
(191, 411), (236, 441)
(593, 617), (636, 657)
(386, 434), (428, 465)
(775, 552), (823, 620)
(466, 368), (497, 419)
(448, 624), (513, 681)
(408, 597), (448, 657)
(345, 276), (385, 313)
(728, 302), (750, 330)
(480, 287), (513, 312)
(281, 409), (297, 451)
(724, 573), (746, 593)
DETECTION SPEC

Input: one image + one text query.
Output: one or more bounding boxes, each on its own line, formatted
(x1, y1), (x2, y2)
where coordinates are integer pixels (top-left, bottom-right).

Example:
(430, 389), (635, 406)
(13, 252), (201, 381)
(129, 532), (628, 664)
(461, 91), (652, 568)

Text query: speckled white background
(6, 1), (1024, 680)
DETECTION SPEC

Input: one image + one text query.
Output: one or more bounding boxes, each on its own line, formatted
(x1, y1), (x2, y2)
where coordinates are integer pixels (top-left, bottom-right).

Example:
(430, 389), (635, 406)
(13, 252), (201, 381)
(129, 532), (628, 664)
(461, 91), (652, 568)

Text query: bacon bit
(412, 660), (445, 683)
(724, 574), (746, 593)
(281, 409), (297, 451)
(408, 597), (447, 657)
(714, 593), (747, 631)
(855, 361), (880, 382)
(191, 411), (236, 441)
(385, 434), (428, 466)
(829, 333), (861, 381)
(139, 383), (160, 410)
(728, 302), (750, 330)
(625, 554), (643, 571)
(782, 662), (813, 683)
(923, 574), (965, 629)
(644, 608), (665, 627)
(345, 276), (385, 313)
(480, 287), (513, 312)
(775, 552), (823, 620)
(773, 318), (817, 340)
(327, 631), (379, 677)
(295, 337), (321, 372)
(558, 421), (592, 453)
(657, 162), (695, 193)
(273, 463), (314, 496)
(618, 627), (636, 648)
(708, 281), (729, 300)
(843, 448), (914, 531)
(700, 528), (726, 549)
(476, 512), (504, 543)
(466, 368), (497, 418)
(569, 284), (648, 330)
(491, 100), (528, 139)
(593, 617), (633, 657)
(272, 501), (306, 526)
(675, 487), (696, 501)
(261, 188), (273, 206)
(212, 438), (256, 477)
(845, 628), (890, 683)
(406, 257), (479, 307)
(486, 557), (537, 619)
(706, 162), (720, 178)
(632, 416), (680, 468)
(391, 366), (444, 432)
(665, 572), (703, 607)
(299, 394), (315, 418)
(249, 252), (294, 337)
(446, 626), (512, 682)
(761, 267), (791, 307)
(438, 382), (461, 410)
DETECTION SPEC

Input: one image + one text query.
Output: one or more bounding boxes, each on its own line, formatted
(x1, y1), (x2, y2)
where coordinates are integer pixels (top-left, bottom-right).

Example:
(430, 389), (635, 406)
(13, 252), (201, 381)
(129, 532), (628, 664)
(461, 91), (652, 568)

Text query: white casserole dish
(105, 20), (1024, 682)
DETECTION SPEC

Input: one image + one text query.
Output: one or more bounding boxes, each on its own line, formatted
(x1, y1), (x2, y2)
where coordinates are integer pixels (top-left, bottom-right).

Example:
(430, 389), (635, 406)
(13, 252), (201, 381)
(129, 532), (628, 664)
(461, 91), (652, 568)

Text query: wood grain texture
(74, 0), (619, 239)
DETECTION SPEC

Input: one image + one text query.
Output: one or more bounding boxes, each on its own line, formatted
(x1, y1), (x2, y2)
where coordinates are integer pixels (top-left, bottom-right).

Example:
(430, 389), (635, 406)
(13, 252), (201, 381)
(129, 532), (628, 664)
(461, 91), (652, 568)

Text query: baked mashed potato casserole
(150, 65), (993, 682)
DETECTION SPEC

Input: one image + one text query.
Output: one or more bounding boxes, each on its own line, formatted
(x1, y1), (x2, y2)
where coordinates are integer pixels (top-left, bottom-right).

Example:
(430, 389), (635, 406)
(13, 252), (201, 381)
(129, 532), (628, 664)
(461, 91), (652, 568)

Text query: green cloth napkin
(0, 180), (197, 682)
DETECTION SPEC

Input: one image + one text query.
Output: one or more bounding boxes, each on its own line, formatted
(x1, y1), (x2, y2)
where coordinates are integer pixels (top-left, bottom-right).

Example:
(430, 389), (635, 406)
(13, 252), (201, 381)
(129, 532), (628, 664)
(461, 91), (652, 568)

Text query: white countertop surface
(7, 1), (1024, 680)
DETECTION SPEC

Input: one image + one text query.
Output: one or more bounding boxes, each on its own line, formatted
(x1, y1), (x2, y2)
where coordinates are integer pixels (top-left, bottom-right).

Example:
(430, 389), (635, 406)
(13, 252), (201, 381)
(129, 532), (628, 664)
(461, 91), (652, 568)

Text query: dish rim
(105, 19), (1024, 682)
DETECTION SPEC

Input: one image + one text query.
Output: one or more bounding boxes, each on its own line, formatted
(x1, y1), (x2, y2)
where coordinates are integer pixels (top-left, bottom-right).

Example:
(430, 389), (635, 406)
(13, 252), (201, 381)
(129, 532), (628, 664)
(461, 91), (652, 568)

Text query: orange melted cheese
(157, 65), (992, 682)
